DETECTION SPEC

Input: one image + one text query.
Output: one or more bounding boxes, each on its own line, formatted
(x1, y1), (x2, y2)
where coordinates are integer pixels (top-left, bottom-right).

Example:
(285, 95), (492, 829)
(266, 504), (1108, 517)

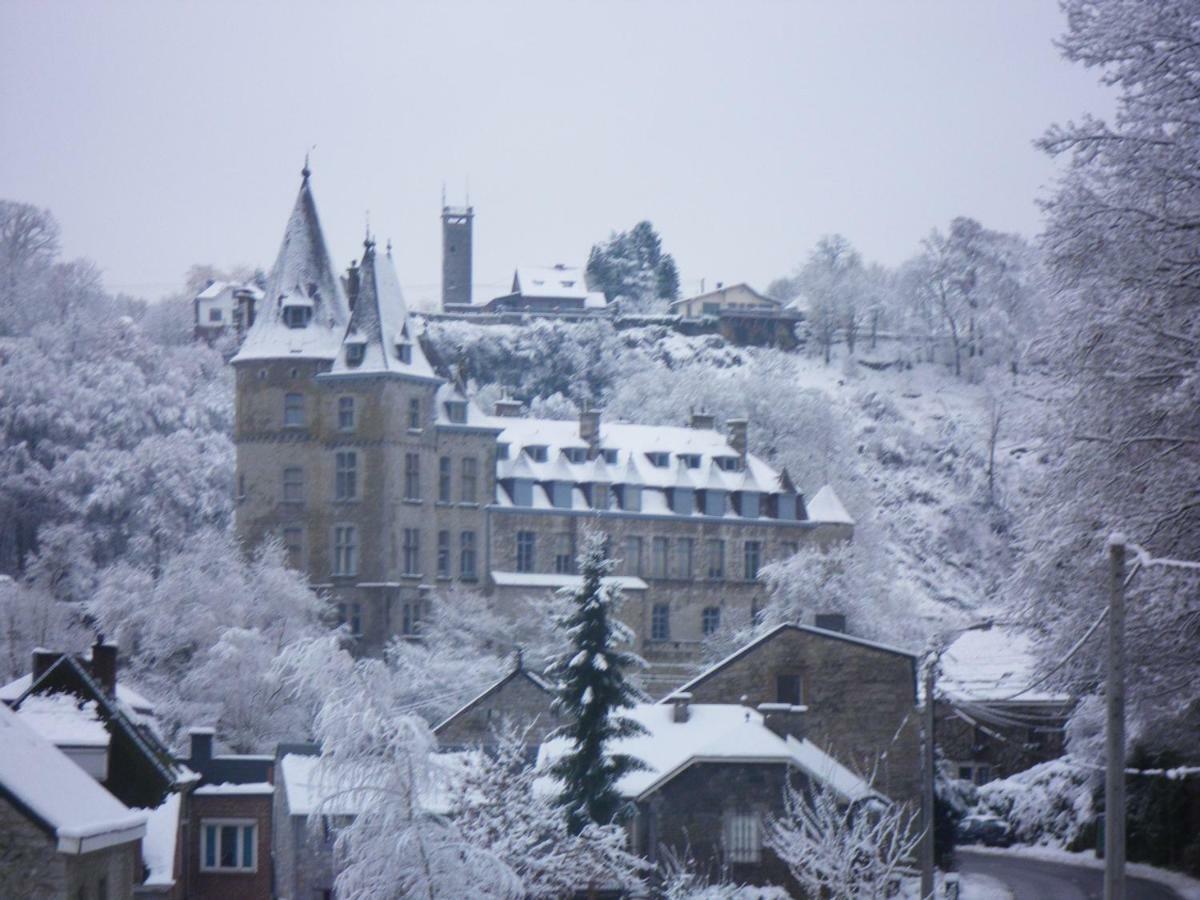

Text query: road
(958, 848), (1183, 900)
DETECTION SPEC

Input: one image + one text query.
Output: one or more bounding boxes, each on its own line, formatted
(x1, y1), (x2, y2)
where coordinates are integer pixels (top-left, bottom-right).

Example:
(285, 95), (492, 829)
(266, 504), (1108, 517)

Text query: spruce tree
(547, 531), (646, 835)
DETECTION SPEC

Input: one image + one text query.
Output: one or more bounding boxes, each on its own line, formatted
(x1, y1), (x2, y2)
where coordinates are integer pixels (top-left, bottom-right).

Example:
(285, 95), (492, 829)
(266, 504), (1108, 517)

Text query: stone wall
(677, 627), (921, 806)
(936, 699), (1071, 783)
(433, 670), (561, 749)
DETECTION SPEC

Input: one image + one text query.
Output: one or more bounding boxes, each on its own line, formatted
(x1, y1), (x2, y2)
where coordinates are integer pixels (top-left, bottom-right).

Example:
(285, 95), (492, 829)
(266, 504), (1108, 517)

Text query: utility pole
(920, 653), (937, 900)
(1105, 534), (1127, 900)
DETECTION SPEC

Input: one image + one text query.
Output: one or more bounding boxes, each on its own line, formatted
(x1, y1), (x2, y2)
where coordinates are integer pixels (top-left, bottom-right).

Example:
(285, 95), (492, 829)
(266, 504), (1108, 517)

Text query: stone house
(432, 654), (561, 751)
(538, 698), (879, 893)
(670, 283), (781, 319)
(0, 701), (147, 900)
(232, 167), (854, 685)
(669, 283), (801, 349)
(194, 280), (262, 345)
(485, 264), (608, 315)
(664, 622), (922, 806)
(273, 745), (339, 900)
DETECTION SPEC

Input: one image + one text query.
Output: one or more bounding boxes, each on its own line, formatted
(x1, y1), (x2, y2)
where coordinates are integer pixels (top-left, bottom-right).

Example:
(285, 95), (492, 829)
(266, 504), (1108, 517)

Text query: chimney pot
(689, 410), (716, 431)
(669, 692), (692, 723)
(494, 397), (523, 418)
(579, 407), (602, 459)
(31, 649), (61, 683)
(90, 640), (118, 696)
(727, 418), (748, 462)
(757, 702), (807, 741)
(189, 727), (215, 764)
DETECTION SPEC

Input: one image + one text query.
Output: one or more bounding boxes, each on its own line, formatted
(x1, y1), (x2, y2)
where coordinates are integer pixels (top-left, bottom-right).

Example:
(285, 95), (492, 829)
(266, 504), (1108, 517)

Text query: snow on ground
(964, 845), (1200, 900)
(135, 791), (181, 886)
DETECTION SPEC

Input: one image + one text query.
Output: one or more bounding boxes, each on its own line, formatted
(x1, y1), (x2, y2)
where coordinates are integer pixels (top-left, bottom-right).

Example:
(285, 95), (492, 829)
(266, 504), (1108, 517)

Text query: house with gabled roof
(663, 622), (922, 806)
(0, 700), (147, 899)
(485, 264), (608, 315)
(433, 653), (562, 751)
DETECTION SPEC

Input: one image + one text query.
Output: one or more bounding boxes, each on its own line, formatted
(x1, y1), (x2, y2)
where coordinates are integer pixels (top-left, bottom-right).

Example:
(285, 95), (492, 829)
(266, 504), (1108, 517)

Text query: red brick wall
(186, 792), (273, 900)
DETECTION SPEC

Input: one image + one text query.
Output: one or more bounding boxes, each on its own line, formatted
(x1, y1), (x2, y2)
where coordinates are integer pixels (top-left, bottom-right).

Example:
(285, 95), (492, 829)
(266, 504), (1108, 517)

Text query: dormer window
(346, 342), (365, 366)
(283, 304), (312, 329)
(445, 401), (467, 424)
(715, 456), (741, 472)
(496, 443), (510, 460)
(602, 448), (618, 465)
(396, 341), (413, 364)
(563, 447), (588, 464)
(525, 446), (548, 463)
(646, 452), (670, 468)
(680, 454), (702, 469)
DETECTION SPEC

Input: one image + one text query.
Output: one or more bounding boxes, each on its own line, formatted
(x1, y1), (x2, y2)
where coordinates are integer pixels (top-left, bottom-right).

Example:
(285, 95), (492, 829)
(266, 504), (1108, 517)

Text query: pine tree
(586, 221), (680, 312)
(547, 531), (646, 834)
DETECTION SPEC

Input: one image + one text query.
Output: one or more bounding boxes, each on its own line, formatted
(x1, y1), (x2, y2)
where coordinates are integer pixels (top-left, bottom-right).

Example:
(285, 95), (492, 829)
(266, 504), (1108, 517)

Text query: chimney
(669, 692), (692, 723)
(758, 702), (807, 741)
(689, 409), (716, 431)
(815, 613), (847, 634)
(189, 727), (215, 765)
(727, 418), (748, 463)
(579, 406), (602, 459)
(31, 649), (61, 683)
(90, 639), (118, 696)
(494, 397), (523, 418)
(346, 260), (361, 312)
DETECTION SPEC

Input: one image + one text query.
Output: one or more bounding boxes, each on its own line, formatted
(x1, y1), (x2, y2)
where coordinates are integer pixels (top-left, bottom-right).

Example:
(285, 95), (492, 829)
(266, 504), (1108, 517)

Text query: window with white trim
(201, 819), (257, 872)
(725, 811), (761, 864)
(335, 451), (357, 501)
(333, 525), (357, 576)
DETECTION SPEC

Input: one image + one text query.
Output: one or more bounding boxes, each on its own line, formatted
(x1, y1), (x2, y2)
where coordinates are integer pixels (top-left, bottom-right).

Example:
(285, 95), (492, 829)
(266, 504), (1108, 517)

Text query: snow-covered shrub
(972, 759), (1095, 847)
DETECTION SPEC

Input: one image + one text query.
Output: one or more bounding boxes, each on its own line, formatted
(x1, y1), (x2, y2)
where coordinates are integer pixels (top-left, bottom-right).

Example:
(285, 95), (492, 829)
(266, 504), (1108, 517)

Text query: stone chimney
(689, 409), (716, 431)
(90, 639), (118, 696)
(727, 418), (748, 463)
(579, 406), (602, 459)
(758, 702), (807, 741)
(669, 692), (692, 723)
(31, 649), (61, 683)
(346, 259), (361, 312)
(189, 727), (215, 765)
(494, 397), (523, 418)
(815, 613), (847, 634)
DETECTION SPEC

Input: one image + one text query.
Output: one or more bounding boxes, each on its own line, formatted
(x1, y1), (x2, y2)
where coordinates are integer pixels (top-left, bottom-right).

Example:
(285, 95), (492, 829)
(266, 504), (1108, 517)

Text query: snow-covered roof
(433, 665), (554, 736)
(193, 781), (274, 796)
(0, 701), (145, 854)
(940, 626), (1071, 704)
(537, 703), (878, 803)
(232, 171), (350, 364)
(325, 242), (439, 381)
(513, 265), (589, 300)
(278, 752), (467, 818)
(0, 672), (156, 721)
(490, 571), (648, 591)
(671, 283), (781, 310)
(135, 792), (181, 887)
(14, 693), (109, 748)
(434, 382), (498, 429)
(196, 280), (263, 301)
(806, 484), (855, 525)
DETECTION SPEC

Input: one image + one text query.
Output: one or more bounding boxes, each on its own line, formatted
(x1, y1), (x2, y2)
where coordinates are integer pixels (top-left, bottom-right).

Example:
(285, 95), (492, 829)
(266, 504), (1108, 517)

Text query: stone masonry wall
(434, 672), (561, 749)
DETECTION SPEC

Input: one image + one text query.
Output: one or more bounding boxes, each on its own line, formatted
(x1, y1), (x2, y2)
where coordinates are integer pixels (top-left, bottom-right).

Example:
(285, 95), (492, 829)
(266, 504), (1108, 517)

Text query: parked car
(957, 813), (1013, 847)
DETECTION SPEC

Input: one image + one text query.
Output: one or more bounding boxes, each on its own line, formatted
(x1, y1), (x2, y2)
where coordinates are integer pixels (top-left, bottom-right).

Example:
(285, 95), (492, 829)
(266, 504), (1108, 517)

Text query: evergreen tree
(586, 221), (680, 313)
(547, 531), (646, 834)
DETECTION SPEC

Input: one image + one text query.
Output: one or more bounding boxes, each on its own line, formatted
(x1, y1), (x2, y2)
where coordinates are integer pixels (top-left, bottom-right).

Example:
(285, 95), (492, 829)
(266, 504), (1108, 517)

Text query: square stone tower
(441, 203), (473, 309)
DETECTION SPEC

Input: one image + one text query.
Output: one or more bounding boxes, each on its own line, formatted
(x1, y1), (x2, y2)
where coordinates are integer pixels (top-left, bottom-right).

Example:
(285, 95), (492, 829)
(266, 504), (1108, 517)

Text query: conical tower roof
(233, 166), (350, 364)
(327, 238), (437, 380)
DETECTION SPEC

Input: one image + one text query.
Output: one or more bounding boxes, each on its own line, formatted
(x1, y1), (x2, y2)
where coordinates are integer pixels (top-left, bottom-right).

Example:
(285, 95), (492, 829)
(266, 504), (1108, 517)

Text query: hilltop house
(194, 280), (262, 344)
(670, 283), (801, 349)
(231, 166), (855, 685)
(485, 264), (608, 315)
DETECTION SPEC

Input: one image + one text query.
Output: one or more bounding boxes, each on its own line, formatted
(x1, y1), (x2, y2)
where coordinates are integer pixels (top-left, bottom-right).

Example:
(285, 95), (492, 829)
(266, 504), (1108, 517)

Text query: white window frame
(724, 810), (762, 864)
(283, 392), (305, 428)
(200, 818), (257, 873)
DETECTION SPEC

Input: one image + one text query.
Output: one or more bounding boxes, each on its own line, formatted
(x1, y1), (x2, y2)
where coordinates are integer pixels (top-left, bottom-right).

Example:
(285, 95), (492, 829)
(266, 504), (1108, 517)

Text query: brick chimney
(189, 727), (215, 765)
(579, 406), (602, 459)
(31, 649), (61, 682)
(90, 639), (118, 696)
(669, 691), (692, 723)
(689, 409), (716, 431)
(493, 397), (523, 418)
(727, 418), (748, 463)
(758, 702), (806, 741)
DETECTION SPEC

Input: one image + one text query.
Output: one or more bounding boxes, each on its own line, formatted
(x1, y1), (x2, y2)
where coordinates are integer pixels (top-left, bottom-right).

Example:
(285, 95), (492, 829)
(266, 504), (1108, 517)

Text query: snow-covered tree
(0, 576), (86, 682)
(451, 724), (646, 897)
(765, 783), (920, 900)
(587, 221), (680, 313)
(546, 531), (646, 834)
(797, 235), (866, 364)
(1019, 0), (1200, 756)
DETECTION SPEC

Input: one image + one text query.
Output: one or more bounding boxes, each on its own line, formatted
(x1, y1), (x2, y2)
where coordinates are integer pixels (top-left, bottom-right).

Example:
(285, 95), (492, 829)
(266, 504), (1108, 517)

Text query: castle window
(338, 397), (355, 431)
(706, 539), (725, 580)
(438, 457), (452, 502)
(401, 601), (421, 637)
(445, 401), (467, 424)
(563, 447), (588, 464)
(703, 490), (726, 517)
(332, 525), (357, 576)
(461, 458), (478, 503)
(645, 451), (670, 468)
(335, 452), (357, 500)
(680, 454), (701, 469)
(437, 530), (451, 577)
(408, 398), (421, 430)
(346, 342), (365, 366)
(525, 445), (548, 463)
(460, 531), (477, 579)
(619, 484), (642, 512)
(671, 487), (694, 515)
(744, 541), (762, 581)
(283, 305), (312, 329)
(404, 453), (421, 501)
(554, 534), (575, 574)
(282, 466), (304, 503)
(336, 602), (362, 638)
(715, 456), (740, 472)
(651, 603), (671, 641)
(403, 528), (420, 575)
(602, 448), (618, 464)
(516, 531), (536, 573)
(591, 483), (609, 510)
(702, 606), (721, 636)
(623, 536), (643, 576)
(677, 538), (694, 579)
(396, 342), (412, 364)
(284, 393), (305, 428)
(651, 537), (670, 579)
(496, 443), (509, 461)
(283, 527), (303, 569)
(550, 481), (572, 509)
(739, 491), (760, 519)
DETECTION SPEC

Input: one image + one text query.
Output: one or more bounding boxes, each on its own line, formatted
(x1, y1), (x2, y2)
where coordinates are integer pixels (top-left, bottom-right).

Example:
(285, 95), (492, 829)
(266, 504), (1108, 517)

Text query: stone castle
(232, 167), (853, 688)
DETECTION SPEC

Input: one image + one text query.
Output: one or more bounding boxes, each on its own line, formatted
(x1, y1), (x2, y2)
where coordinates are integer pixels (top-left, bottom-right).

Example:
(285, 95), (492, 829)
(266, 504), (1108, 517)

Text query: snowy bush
(971, 759), (1095, 847)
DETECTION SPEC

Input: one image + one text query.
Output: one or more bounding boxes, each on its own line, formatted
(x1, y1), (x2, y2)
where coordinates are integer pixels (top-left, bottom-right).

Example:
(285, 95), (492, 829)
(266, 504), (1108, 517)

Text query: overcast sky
(0, 1), (1113, 307)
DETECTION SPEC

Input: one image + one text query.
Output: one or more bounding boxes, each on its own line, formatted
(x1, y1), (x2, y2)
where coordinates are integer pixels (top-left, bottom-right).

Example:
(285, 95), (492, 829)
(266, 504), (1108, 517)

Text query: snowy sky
(0, 1), (1113, 307)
